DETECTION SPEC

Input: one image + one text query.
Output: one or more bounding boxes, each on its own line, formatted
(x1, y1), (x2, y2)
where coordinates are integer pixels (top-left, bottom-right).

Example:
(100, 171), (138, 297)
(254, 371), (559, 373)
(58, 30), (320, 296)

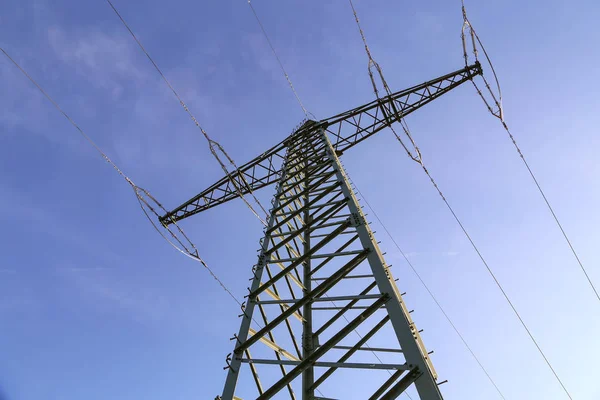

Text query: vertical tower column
(301, 133), (315, 400)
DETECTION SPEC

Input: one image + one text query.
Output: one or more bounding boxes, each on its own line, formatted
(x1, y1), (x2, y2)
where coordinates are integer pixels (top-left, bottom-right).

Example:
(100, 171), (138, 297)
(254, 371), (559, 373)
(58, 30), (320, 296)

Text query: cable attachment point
(238, 302), (249, 318)
(134, 185), (205, 262)
(461, 5), (478, 66)
(249, 264), (261, 281)
(460, 1), (504, 121)
(223, 353), (237, 372)
(463, 3), (600, 311)
(391, 119), (423, 165)
(349, 213), (365, 227)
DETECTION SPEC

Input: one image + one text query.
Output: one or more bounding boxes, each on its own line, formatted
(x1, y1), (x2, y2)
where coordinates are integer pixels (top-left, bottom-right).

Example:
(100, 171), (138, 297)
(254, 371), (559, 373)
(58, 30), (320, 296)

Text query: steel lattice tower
(160, 63), (482, 400)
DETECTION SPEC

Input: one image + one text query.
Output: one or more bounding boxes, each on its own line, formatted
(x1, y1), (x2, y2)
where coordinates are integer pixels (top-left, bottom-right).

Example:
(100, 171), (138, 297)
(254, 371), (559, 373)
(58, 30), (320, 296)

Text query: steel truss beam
(216, 128), (443, 400)
(161, 63), (481, 224)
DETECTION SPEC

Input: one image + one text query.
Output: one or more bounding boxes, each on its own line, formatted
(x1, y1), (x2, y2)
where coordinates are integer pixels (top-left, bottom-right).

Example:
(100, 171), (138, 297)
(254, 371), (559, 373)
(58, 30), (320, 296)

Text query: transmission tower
(160, 62), (481, 400)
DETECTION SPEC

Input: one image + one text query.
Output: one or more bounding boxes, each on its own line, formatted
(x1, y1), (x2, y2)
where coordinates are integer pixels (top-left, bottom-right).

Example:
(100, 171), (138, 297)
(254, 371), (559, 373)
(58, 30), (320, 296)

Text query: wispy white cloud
(442, 251), (460, 257)
(0, 269), (16, 274)
(403, 251), (420, 259)
(0, 184), (127, 267)
(0, 287), (39, 315)
(55, 266), (112, 272)
(388, 250), (459, 261)
(41, 24), (221, 185)
(414, 11), (444, 35)
(0, 59), (53, 138)
(242, 32), (282, 84)
(57, 265), (194, 327)
(47, 25), (146, 97)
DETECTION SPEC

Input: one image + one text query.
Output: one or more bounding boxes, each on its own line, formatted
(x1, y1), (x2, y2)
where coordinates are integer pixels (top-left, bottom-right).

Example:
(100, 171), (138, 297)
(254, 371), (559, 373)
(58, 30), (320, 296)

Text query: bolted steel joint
(349, 212), (365, 227)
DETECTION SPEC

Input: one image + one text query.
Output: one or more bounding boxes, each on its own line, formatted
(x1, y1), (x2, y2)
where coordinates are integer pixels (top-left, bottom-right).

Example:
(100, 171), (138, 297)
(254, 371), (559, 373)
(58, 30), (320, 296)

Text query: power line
(0, 45), (244, 310)
(106, 0), (269, 226)
(106, 3), (330, 397)
(1, 48), (131, 186)
(417, 163), (572, 399)
(246, 4), (414, 396)
(345, 175), (506, 399)
(345, 3), (497, 397)
(105, 1), (575, 397)
(345, 0), (573, 396)
(246, 0), (314, 119)
(246, 3), (411, 394)
(2, 43), (273, 351)
(4, 40), (288, 390)
(344, 0), (574, 395)
(460, 0), (600, 304)
(347, 0), (423, 165)
(105, 0), (298, 352)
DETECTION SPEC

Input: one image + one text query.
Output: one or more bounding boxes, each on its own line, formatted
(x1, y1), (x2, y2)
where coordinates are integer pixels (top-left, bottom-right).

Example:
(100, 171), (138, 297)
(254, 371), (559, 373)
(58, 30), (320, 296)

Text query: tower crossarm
(323, 62), (481, 154)
(160, 62), (481, 225)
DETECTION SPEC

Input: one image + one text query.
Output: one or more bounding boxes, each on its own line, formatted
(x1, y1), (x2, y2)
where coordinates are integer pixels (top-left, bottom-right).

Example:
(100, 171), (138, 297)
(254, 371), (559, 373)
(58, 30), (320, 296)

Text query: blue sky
(1, 0), (600, 399)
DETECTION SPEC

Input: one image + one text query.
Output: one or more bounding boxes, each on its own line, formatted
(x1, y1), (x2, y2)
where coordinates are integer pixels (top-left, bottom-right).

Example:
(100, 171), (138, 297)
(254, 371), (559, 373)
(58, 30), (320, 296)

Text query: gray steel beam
(302, 158), (314, 399)
(321, 130), (443, 399)
(368, 370), (405, 400)
(380, 368), (422, 400)
(332, 346), (403, 353)
(255, 293), (381, 305)
(242, 359), (410, 371)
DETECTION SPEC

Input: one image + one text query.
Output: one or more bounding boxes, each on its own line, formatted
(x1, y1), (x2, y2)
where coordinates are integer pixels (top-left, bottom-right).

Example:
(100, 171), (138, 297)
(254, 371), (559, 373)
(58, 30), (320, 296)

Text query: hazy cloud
(243, 32), (282, 83)
(47, 25), (146, 96)
(442, 251), (460, 256)
(414, 11), (444, 35)
(0, 269), (16, 274)
(0, 185), (127, 267)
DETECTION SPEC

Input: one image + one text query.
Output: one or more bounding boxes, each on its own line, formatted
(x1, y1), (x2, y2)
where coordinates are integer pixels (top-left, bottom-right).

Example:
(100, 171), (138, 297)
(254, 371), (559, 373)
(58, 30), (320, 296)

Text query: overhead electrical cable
(346, 1), (505, 397)
(411, 162), (572, 400)
(244, 3), (411, 395)
(0, 45), (244, 311)
(345, 173), (506, 400)
(106, 0), (269, 227)
(105, 1), (320, 355)
(347, 1), (572, 398)
(246, 0), (314, 119)
(347, 0), (422, 163)
(248, 3), (414, 396)
(460, 0), (600, 304)
(245, 3), (415, 394)
(106, 3), (330, 397)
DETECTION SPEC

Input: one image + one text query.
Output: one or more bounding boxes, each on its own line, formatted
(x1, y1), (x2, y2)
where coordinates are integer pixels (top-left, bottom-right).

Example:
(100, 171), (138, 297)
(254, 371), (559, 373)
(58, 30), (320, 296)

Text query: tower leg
(302, 137), (315, 400)
(321, 129), (443, 400)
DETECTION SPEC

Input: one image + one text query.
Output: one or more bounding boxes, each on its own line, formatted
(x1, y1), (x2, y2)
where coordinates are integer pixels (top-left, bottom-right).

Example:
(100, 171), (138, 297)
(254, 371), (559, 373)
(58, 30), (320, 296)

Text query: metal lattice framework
(162, 63), (482, 400)
(159, 63), (481, 225)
